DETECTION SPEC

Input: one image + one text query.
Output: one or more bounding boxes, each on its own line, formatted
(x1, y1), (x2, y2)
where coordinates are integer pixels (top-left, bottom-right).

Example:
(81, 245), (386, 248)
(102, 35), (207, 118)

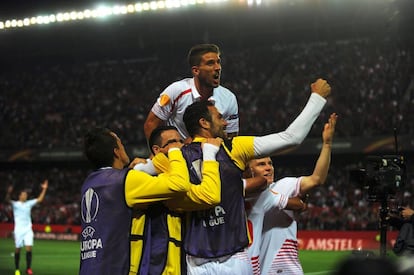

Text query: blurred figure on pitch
(245, 113), (337, 275)
(5, 180), (49, 275)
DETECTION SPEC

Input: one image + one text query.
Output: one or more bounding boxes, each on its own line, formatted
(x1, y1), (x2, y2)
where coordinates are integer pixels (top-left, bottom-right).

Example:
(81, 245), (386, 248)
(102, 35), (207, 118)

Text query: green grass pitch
(0, 238), (79, 275)
(0, 238), (370, 275)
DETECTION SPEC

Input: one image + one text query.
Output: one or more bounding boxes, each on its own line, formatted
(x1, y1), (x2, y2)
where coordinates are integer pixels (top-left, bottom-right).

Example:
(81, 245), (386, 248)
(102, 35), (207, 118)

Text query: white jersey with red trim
(246, 185), (289, 275)
(260, 177), (303, 275)
(150, 78), (239, 139)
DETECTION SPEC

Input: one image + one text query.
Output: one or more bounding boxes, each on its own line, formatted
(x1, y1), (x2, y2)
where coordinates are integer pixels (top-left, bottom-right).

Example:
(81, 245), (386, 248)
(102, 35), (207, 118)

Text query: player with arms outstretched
(5, 180), (49, 275)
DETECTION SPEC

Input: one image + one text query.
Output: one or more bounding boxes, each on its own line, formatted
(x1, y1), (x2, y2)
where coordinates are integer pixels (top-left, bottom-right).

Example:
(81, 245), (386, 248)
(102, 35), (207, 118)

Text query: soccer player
(5, 180), (49, 275)
(244, 159), (308, 275)
(180, 78), (331, 274)
(143, 43), (239, 142)
(143, 43), (264, 195)
(79, 127), (221, 275)
(246, 113), (337, 275)
(130, 125), (223, 274)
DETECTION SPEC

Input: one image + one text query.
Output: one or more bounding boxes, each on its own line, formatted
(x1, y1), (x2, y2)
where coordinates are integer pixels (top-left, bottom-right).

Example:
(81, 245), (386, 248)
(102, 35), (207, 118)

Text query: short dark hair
(187, 44), (220, 67)
(84, 127), (118, 169)
(148, 125), (179, 155)
(183, 101), (214, 138)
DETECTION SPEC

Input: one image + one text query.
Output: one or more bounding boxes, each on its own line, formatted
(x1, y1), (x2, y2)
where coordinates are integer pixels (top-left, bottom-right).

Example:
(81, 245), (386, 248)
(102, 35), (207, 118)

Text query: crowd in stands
(1, 37), (413, 150)
(1, 37), (413, 230)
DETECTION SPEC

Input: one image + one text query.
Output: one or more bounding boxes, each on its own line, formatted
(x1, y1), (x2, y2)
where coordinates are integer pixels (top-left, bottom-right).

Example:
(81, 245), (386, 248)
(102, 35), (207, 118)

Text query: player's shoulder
(273, 177), (299, 187)
(273, 177), (299, 184)
(163, 78), (193, 96)
(215, 85), (236, 97)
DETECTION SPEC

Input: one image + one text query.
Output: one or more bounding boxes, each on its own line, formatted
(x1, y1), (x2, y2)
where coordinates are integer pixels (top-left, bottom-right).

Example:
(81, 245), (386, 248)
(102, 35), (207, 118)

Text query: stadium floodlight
(36, 16), (44, 24)
(142, 2), (151, 11)
(180, 0), (190, 6)
(113, 5), (128, 14)
(121, 5), (129, 14)
(95, 6), (113, 18)
(83, 10), (92, 18)
(127, 4), (135, 13)
(56, 13), (64, 22)
(76, 12), (84, 20)
(49, 14), (56, 23)
(150, 2), (159, 10)
(165, 0), (180, 8)
(70, 11), (78, 20)
(157, 1), (167, 9)
(63, 12), (71, 21)
(0, 0), (236, 31)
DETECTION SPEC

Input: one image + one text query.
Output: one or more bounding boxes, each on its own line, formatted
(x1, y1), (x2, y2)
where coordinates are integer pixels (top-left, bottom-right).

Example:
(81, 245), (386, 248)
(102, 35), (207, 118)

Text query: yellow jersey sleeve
(125, 149), (190, 207)
(152, 152), (170, 174)
(165, 160), (220, 211)
(224, 136), (255, 171)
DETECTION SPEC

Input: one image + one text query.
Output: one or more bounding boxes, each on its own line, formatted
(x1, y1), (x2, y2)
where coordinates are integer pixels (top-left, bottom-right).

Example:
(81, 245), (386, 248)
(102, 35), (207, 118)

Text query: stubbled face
(207, 106), (227, 139)
(111, 132), (130, 167)
(19, 191), (28, 202)
(248, 157), (274, 184)
(153, 129), (183, 155)
(195, 52), (221, 88)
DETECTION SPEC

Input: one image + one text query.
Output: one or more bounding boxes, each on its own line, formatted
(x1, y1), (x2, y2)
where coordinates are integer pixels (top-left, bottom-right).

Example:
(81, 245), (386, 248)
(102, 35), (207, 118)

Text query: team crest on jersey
(158, 94), (170, 107)
(82, 226), (95, 239)
(81, 188), (99, 224)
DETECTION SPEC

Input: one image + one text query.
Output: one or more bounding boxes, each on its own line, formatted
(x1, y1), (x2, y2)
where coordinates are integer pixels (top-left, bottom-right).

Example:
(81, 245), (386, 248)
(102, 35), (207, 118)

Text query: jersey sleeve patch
(158, 94), (171, 107)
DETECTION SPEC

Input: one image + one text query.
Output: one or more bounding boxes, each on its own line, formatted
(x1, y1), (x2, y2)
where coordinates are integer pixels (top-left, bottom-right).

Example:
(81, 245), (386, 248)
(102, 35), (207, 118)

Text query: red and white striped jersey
(260, 177), (303, 275)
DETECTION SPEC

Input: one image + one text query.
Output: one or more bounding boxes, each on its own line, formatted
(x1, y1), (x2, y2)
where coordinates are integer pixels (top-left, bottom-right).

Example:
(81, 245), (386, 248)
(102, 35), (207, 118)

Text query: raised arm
(36, 179), (49, 203)
(299, 113), (337, 195)
(253, 78), (331, 157)
(5, 185), (13, 203)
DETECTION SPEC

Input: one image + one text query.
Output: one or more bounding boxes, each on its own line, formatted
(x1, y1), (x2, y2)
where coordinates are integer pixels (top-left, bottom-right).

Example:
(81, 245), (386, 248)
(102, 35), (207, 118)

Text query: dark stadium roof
(1, 0), (413, 63)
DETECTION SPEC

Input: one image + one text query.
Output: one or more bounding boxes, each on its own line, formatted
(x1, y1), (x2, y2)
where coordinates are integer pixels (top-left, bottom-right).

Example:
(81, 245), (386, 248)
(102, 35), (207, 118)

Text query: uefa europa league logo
(81, 188), (99, 223)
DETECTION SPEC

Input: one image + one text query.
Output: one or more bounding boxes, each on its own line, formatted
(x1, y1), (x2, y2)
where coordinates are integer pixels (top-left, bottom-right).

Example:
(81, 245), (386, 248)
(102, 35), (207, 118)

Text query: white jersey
(151, 77), (239, 139)
(11, 199), (37, 233)
(246, 186), (289, 275)
(260, 177), (303, 275)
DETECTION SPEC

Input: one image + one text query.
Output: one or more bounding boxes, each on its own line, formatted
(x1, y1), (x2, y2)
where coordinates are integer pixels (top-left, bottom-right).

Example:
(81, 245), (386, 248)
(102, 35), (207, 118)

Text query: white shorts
(187, 249), (253, 275)
(14, 229), (34, 248)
